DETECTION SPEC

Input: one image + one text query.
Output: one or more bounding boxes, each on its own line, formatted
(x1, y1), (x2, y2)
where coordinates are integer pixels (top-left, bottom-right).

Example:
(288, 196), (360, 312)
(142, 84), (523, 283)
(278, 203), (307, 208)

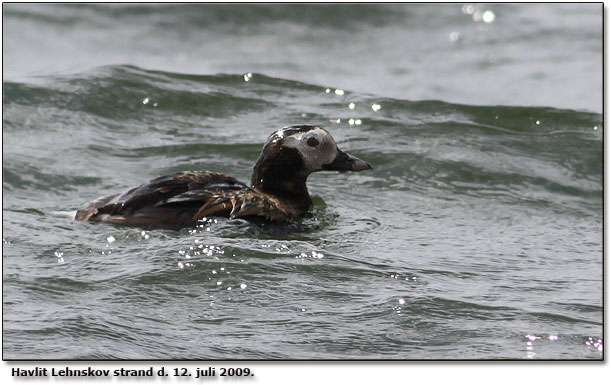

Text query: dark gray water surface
(2, 4), (603, 359)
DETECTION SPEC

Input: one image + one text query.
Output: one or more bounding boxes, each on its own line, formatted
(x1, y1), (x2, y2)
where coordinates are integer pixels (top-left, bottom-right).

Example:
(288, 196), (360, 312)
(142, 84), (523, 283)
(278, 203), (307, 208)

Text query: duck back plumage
(75, 171), (298, 228)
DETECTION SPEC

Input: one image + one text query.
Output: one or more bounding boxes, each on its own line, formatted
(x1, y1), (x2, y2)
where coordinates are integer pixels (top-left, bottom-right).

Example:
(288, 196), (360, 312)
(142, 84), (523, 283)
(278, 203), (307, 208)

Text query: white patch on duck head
(274, 126), (338, 173)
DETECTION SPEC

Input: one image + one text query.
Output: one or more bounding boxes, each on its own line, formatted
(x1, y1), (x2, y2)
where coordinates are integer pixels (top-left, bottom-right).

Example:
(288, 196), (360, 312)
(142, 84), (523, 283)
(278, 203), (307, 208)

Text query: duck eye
(307, 137), (320, 147)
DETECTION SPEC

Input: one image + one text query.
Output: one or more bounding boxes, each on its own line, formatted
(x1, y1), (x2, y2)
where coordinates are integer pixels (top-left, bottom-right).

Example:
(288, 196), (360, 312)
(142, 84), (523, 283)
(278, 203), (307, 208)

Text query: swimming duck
(75, 125), (372, 229)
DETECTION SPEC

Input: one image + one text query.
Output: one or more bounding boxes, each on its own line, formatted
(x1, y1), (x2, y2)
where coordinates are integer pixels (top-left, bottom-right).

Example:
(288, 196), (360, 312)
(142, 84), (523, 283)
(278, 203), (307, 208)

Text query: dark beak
(322, 149), (373, 172)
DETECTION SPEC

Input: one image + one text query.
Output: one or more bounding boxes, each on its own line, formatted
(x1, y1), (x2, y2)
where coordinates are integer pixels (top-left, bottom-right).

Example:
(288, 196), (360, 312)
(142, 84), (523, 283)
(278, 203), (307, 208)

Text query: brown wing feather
(193, 196), (232, 218)
(190, 189), (295, 223)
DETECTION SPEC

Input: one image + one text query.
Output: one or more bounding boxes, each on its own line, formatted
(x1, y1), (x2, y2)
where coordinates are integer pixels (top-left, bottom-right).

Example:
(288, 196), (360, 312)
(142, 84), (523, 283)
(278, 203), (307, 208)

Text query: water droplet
(371, 103), (381, 111)
(525, 334), (540, 341)
(216, 281), (223, 286)
(142, 98), (150, 105)
(106, 236), (116, 243)
(240, 283), (248, 289)
(334, 89), (345, 95)
(482, 10), (495, 23)
(449, 31), (460, 42)
(177, 262), (185, 269)
(535, 120), (540, 125)
(398, 298), (405, 305)
(348, 102), (355, 110)
(462, 4), (475, 14)
(325, 88), (331, 93)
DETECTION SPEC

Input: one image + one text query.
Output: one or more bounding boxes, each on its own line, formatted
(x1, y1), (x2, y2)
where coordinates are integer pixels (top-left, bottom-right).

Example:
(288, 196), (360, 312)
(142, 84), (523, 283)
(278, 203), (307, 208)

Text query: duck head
(251, 125), (372, 208)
